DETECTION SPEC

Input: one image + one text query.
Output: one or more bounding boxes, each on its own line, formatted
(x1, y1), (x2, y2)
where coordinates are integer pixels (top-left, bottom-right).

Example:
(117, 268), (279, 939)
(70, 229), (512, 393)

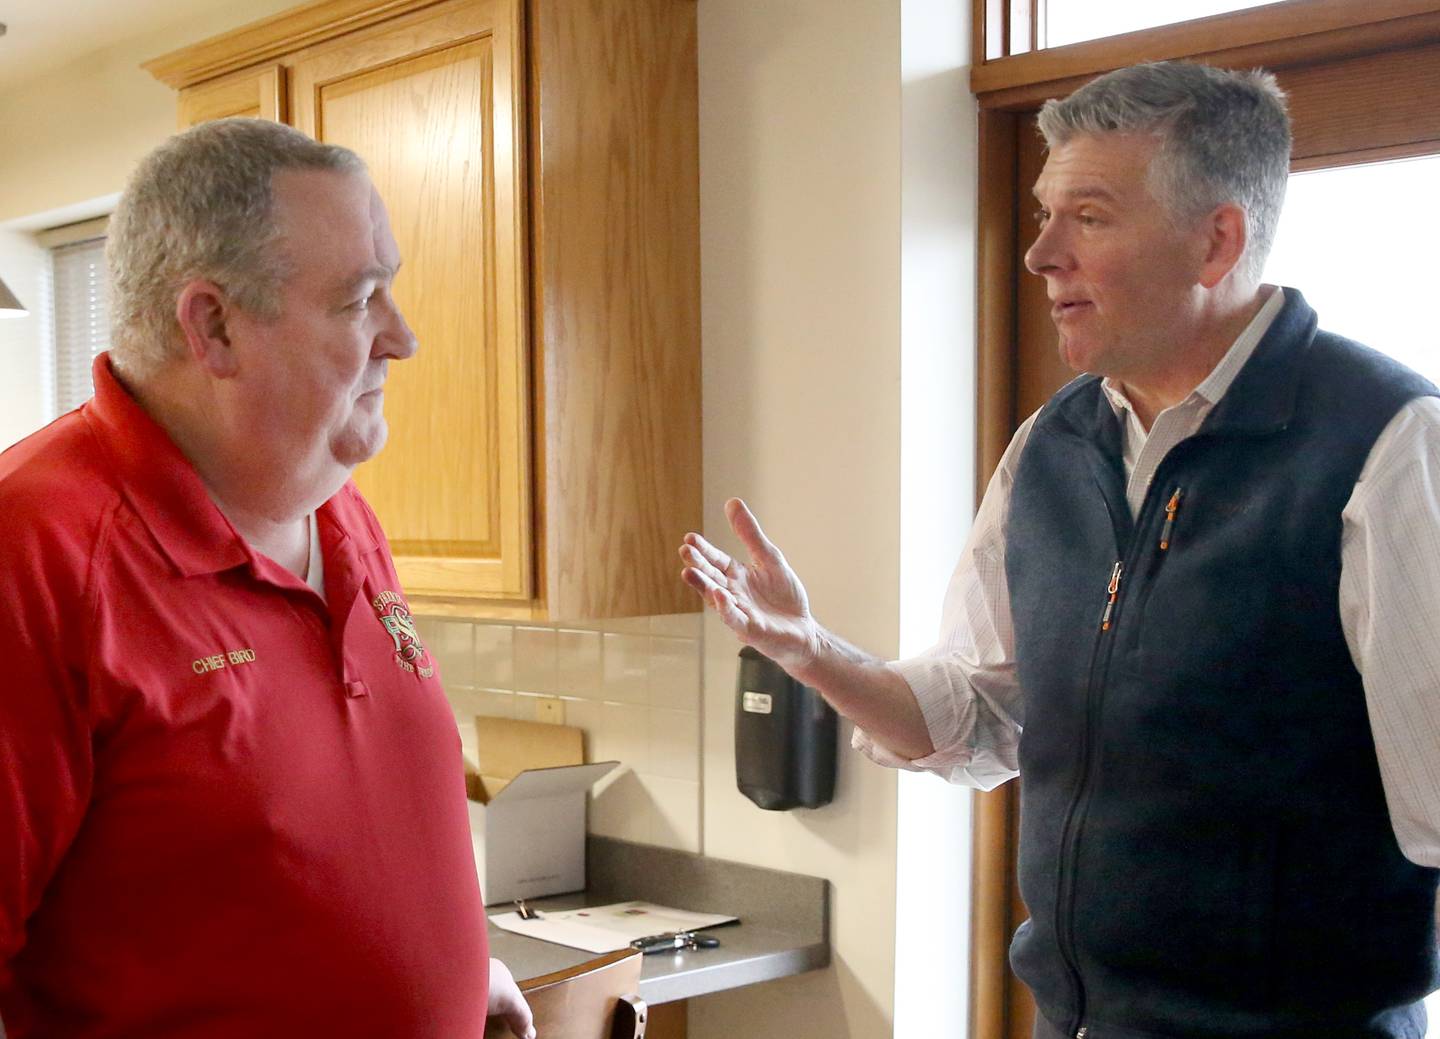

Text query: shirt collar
(1100, 285), (1286, 418)
(83, 352), (252, 578)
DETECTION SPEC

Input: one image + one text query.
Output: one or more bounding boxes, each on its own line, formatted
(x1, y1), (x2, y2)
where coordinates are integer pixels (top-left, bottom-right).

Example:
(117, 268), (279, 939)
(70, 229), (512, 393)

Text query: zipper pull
(1100, 561), (1123, 631)
(1076, 1028), (1089, 1039)
(1159, 486), (1183, 551)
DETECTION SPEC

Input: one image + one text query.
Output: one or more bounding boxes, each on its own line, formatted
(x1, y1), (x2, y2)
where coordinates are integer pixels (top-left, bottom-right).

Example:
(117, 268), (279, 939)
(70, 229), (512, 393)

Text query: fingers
(725, 498), (781, 564)
(679, 542), (729, 589)
(680, 530), (735, 575)
(680, 564), (750, 632)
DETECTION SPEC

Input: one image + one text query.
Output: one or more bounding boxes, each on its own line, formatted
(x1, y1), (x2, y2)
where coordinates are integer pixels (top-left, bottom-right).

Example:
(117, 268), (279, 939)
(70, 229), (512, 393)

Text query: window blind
(49, 235), (110, 416)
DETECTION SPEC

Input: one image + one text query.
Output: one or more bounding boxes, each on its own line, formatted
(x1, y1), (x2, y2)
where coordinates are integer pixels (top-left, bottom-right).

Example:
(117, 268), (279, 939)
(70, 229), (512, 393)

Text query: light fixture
(0, 275), (27, 318)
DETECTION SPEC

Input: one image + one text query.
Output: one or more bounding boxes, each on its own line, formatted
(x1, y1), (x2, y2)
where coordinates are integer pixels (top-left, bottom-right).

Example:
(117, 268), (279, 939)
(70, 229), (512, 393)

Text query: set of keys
(629, 930), (722, 954)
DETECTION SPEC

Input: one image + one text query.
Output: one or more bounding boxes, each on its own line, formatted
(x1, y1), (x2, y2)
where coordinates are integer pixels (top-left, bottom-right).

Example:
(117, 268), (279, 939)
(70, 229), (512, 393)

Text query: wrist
(785, 623), (827, 687)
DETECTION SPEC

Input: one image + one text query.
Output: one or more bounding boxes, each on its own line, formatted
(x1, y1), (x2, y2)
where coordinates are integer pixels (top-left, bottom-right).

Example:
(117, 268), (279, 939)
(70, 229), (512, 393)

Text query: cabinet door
(177, 64), (286, 128)
(288, 0), (532, 603)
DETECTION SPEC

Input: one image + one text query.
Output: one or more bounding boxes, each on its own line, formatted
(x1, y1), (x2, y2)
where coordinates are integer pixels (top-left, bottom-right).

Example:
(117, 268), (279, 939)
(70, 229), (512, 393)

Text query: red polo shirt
(0, 356), (488, 1037)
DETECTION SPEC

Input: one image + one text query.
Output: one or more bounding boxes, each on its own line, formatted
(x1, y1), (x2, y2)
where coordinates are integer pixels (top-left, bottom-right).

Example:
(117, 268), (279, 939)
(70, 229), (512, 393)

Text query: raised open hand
(678, 498), (820, 675)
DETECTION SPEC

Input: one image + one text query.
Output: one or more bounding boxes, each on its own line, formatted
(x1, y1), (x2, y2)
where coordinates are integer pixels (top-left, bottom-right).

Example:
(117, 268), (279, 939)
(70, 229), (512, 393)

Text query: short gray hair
(107, 118), (366, 378)
(1037, 61), (1291, 283)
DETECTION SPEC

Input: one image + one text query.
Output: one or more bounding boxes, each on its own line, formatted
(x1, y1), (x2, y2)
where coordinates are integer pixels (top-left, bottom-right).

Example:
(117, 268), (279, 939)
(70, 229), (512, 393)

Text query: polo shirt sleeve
(0, 517), (96, 994)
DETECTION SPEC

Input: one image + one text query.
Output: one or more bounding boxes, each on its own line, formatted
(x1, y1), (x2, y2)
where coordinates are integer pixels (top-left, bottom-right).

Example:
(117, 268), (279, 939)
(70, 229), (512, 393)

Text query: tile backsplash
(415, 612), (703, 853)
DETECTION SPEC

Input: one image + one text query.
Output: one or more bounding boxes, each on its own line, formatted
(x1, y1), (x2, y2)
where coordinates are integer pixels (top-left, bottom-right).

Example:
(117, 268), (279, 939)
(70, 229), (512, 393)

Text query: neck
(1120, 282), (1269, 430)
(119, 364), (330, 576)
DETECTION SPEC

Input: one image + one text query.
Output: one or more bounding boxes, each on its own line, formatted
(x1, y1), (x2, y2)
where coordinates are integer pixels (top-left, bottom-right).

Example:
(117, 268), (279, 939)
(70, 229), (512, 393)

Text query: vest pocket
(1071, 812), (1279, 1010)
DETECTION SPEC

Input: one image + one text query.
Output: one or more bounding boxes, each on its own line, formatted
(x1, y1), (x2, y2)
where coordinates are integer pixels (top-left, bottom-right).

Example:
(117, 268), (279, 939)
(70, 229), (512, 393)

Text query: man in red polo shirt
(0, 119), (533, 1038)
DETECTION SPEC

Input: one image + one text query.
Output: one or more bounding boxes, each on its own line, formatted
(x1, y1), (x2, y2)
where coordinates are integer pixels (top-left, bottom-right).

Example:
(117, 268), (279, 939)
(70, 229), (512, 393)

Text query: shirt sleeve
(852, 413), (1036, 790)
(1340, 396), (1440, 868)
(0, 514), (96, 1004)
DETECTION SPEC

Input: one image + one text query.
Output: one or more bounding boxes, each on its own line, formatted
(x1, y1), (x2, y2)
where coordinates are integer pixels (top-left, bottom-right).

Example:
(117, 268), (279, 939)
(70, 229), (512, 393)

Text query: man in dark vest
(680, 62), (1440, 1038)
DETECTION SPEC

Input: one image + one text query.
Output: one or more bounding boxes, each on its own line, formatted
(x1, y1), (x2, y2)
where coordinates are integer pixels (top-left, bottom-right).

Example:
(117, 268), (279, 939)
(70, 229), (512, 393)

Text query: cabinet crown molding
(144, 0), (447, 88)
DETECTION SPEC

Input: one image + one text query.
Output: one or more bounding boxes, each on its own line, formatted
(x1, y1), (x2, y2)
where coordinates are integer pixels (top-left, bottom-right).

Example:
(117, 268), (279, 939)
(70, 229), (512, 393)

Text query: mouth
(1051, 298), (1093, 321)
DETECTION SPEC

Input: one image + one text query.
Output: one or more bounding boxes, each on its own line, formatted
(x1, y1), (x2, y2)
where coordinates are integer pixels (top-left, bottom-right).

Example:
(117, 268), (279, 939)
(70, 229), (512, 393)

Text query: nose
(375, 293), (418, 361)
(1024, 217), (1068, 277)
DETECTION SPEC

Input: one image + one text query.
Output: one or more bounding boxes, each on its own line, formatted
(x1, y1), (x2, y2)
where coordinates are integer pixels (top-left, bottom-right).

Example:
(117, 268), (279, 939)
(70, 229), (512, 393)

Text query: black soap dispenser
(734, 646), (837, 810)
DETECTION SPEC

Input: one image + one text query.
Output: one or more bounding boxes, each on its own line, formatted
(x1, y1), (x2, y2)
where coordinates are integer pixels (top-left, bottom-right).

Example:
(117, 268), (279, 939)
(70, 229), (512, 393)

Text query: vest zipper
(1099, 561), (1123, 630)
(1054, 558), (1127, 1033)
(1055, 479), (1179, 1034)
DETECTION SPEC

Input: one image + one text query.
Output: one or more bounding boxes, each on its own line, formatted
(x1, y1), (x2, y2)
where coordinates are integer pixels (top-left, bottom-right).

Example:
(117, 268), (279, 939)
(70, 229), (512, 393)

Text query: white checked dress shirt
(858, 287), (1440, 868)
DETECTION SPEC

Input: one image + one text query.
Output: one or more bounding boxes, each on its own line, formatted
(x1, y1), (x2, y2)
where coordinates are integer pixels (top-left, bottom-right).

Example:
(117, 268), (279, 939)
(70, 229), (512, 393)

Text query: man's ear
(1197, 202), (1249, 289)
(175, 280), (240, 378)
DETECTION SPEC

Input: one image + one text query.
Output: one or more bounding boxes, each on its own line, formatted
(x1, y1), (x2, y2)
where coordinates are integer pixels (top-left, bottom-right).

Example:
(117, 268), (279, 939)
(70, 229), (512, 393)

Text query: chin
(332, 419), (389, 469)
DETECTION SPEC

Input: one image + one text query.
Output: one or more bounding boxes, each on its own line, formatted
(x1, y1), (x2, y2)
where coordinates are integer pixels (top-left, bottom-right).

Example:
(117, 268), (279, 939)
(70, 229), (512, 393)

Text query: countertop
(486, 836), (830, 1004)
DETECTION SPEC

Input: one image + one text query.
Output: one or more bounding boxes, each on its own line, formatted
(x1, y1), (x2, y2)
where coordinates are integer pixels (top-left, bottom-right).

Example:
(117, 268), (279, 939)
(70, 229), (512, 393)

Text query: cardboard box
(465, 717), (617, 905)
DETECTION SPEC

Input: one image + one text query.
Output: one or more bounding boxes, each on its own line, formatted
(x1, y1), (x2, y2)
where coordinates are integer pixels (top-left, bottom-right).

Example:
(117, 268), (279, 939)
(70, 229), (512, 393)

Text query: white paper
(489, 900), (737, 953)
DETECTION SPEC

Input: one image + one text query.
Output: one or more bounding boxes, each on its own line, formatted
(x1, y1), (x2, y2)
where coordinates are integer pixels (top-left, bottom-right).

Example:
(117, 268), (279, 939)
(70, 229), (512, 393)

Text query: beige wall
(692, 1), (905, 1035)
(0, 0), (297, 451)
(0, 0), (296, 226)
(0, 230), (50, 447)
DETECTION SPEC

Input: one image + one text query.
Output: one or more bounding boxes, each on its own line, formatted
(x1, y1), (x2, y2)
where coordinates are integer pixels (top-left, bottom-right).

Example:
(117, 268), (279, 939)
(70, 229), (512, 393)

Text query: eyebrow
(337, 262), (400, 298)
(1034, 185), (1118, 204)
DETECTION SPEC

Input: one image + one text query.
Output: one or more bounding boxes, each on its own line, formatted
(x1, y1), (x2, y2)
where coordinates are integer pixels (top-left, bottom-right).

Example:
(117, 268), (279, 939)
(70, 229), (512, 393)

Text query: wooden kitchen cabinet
(175, 63), (286, 127)
(145, 0), (701, 621)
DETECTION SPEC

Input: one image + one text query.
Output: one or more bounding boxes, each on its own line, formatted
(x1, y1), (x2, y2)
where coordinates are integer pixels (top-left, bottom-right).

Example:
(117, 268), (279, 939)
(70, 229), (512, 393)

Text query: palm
(679, 498), (817, 672)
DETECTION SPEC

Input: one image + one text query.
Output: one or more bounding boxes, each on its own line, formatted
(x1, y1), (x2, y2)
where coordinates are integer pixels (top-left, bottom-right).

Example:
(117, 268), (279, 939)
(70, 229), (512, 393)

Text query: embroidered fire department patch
(372, 590), (434, 678)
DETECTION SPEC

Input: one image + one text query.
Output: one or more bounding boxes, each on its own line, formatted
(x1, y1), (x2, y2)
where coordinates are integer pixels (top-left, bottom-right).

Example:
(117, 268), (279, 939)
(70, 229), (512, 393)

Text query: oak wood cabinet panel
(146, 0), (701, 621)
(176, 63), (286, 127)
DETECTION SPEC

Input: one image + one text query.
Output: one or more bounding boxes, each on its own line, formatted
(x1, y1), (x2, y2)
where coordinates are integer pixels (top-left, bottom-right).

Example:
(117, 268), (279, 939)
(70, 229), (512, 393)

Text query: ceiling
(0, 0), (249, 91)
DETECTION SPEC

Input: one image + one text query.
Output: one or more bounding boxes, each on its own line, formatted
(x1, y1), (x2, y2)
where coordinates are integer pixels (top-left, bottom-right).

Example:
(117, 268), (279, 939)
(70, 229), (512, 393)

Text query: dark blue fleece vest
(1005, 290), (1440, 1039)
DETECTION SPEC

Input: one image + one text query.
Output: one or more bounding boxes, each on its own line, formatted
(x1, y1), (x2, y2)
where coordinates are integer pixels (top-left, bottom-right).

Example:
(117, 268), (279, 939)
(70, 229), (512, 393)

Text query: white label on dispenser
(742, 691), (773, 715)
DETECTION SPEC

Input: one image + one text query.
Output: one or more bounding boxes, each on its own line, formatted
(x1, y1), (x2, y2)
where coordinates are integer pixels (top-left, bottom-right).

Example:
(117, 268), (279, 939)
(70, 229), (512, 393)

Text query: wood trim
(971, 0), (1440, 108)
(971, 789), (1018, 1039)
(518, 948), (639, 991)
(1291, 138), (1440, 170)
(144, 0), (451, 89)
(972, 105), (1024, 1039)
(975, 109), (1020, 501)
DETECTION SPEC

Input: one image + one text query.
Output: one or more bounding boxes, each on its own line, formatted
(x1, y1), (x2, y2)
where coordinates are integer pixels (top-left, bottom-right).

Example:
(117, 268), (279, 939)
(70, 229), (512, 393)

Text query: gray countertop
(486, 837), (830, 1004)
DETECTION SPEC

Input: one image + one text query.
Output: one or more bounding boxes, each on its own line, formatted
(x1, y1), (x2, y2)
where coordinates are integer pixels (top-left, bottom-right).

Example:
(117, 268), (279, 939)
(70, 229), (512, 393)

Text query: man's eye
(1033, 209), (1050, 227)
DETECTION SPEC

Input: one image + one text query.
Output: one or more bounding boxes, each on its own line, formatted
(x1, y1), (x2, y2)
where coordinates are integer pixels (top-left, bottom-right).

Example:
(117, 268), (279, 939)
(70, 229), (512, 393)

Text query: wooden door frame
(967, 2), (1440, 1035)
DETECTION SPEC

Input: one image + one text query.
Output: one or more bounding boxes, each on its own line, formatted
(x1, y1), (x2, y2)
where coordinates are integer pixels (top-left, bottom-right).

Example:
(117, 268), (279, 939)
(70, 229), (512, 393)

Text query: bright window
(1264, 155), (1440, 382)
(1044, 0), (1274, 48)
(47, 233), (109, 415)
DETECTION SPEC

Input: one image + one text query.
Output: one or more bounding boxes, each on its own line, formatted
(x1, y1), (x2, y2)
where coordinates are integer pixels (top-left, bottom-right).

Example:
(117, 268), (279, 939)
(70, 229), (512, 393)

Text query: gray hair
(107, 117), (366, 378)
(1037, 61), (1291, 283)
